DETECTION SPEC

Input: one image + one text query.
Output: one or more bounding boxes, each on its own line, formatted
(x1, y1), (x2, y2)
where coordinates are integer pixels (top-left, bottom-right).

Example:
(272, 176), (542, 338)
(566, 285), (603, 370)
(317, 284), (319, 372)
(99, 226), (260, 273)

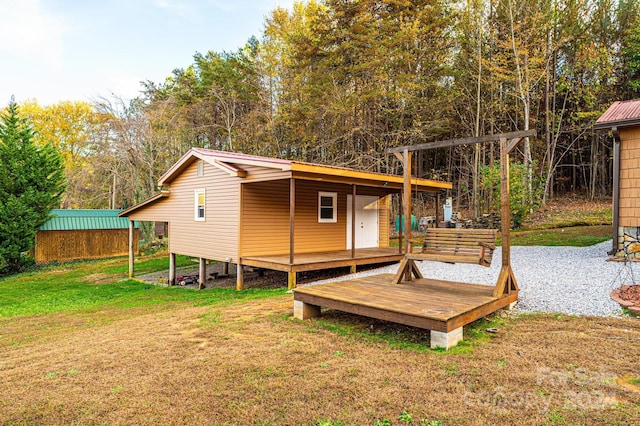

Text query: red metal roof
(595, 99), (640, 129)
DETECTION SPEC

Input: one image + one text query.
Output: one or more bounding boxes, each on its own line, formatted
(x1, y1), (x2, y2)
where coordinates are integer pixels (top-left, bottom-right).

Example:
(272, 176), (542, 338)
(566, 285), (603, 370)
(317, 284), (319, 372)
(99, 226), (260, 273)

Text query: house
(119, 149), (451, 289)
(35, 209), (139, 263)
(595, 98), (640, 257)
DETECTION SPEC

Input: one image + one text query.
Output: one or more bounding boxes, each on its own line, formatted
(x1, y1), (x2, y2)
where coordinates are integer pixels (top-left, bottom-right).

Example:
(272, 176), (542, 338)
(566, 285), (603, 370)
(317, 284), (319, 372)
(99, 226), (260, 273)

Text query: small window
(318, 191), (337, 223)
(197, 160), (204, 176)
(194, 189), (205, 221)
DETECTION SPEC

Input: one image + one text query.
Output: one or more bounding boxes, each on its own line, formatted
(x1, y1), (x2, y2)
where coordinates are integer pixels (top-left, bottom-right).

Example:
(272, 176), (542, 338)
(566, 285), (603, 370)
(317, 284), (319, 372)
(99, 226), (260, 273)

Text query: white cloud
(152, 0), (191, 17)
(0, 0), (68, 70)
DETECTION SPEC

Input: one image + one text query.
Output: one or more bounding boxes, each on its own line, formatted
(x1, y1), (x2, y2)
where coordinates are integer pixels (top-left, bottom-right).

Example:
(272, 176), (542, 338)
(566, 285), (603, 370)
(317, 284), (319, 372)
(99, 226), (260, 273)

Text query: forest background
(7, 0), (640, 240)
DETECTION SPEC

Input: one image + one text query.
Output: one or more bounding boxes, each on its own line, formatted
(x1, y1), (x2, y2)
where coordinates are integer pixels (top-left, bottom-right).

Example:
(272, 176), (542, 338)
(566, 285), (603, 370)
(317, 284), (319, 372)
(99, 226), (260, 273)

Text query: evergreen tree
(0, 100), (66, 273)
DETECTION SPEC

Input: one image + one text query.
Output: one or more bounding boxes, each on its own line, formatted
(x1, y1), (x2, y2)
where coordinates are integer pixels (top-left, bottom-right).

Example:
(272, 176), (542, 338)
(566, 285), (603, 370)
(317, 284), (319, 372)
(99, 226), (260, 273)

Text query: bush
(480, 162), (544, 228)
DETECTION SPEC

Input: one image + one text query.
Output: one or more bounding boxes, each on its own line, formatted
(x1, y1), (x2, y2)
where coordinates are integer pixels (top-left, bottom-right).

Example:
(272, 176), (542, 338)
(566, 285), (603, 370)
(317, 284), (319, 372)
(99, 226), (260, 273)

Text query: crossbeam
(387, 130), (536, 154)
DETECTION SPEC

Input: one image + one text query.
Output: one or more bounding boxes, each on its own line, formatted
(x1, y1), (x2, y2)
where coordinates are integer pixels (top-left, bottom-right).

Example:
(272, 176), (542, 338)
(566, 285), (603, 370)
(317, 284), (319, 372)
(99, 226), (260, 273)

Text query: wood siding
(127, 162), (290, 262)
(619, 128), (640, 227)
(35, 229), (138, 263)
(127, 157), (395, 261)
(241, 180), (393, 256)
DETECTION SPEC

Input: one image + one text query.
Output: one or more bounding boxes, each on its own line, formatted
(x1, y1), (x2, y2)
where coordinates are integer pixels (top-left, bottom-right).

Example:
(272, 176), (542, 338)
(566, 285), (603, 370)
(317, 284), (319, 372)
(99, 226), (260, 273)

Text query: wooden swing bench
(392, 228), (497, 284)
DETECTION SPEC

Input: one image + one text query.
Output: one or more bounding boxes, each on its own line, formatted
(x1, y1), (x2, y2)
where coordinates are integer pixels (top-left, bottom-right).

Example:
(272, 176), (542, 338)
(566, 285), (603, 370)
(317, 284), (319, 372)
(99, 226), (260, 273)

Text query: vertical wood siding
(35, 229), (138, 263)
(619, 128), (640, 227)
(241, 180), (393, 256)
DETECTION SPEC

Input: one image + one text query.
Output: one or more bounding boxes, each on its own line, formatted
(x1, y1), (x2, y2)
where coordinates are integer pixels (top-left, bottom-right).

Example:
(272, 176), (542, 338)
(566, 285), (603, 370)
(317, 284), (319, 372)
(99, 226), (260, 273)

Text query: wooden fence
(34, 229), (139, 264)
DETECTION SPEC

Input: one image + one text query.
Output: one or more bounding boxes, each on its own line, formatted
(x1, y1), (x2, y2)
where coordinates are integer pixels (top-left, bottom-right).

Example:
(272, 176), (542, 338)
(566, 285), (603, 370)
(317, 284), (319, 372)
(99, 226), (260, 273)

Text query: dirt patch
(81, 273), (118, 285)
(137, 262), (390, 290)
(1, 298), (639, 425)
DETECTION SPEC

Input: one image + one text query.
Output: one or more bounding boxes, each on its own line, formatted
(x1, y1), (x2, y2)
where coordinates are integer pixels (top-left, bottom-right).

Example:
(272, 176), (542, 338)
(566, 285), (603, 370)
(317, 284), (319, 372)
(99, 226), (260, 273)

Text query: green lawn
(0, 254), (285, 318)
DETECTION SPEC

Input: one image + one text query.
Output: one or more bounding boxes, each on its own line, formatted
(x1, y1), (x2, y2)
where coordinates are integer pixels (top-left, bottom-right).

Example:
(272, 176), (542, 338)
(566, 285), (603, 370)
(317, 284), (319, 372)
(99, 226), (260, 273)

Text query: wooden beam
(387, 130), (536, 153)
(289, 178), (295, 265)
(288, 271), (297, 290)
(506, 137), (523, 154)
(128, 220), (134, 279)
(351, 184), (356, 258)
(403, 149), (412, 255)
(499, 138), (511, 268)
(398, 192), (403, 254)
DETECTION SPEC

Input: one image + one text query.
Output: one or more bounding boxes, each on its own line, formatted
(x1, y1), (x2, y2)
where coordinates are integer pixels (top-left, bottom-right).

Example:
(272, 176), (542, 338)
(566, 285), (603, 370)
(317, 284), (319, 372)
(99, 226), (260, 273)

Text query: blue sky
(1, 0), (294, 106)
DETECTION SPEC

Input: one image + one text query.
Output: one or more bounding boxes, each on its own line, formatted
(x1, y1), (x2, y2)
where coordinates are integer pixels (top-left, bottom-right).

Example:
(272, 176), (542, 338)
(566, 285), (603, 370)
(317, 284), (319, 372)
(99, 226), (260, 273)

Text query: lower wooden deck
(293, 273), (518, 333)
(241, 247), (404, 273)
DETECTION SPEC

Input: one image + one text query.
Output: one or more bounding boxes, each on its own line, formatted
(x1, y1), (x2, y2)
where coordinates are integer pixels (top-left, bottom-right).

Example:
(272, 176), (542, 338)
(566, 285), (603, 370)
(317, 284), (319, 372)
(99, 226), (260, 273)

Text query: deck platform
(241, 247), (403, 273)
(293, 273), (517, 348)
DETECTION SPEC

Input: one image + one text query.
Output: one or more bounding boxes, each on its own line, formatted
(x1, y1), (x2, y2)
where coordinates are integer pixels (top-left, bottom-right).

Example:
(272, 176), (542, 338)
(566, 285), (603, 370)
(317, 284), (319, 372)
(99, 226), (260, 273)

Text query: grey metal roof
(38, 209), (137, 231)
(594, 99), (640, 129)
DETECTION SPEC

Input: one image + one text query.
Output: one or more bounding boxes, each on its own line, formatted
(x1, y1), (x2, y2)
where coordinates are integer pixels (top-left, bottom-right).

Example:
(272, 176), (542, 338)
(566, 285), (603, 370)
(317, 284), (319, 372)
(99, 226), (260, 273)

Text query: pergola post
(128, 219), (135, 279)
(168, 252), (176, 286)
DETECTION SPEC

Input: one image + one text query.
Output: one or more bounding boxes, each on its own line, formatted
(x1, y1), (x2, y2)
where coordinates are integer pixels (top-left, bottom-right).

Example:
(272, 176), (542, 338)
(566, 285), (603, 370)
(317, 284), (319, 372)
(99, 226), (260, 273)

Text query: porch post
(168, 252), (176, 286)
(289, 178), (295, 265)
(499, 138), (511, 268)
(128, 219), (135, 279)
(351, 184), (356, 258)
(435, 192), (441, 226)
(198, 258), (206, 290)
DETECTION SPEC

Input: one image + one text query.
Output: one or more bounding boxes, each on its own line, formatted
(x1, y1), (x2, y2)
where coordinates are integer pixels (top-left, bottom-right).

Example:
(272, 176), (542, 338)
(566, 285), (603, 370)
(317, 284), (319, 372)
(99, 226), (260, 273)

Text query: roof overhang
(290, 163), (450, 192)
(119, 191), (170, 217)
(594, 99), (640, 130)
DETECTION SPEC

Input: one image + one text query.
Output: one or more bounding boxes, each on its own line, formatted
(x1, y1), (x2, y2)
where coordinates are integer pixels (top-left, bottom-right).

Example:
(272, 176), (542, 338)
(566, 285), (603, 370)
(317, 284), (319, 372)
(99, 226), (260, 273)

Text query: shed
(119, 149), (451, 289)
(35, 209), (139, 263)
(595, 98), (640, 257)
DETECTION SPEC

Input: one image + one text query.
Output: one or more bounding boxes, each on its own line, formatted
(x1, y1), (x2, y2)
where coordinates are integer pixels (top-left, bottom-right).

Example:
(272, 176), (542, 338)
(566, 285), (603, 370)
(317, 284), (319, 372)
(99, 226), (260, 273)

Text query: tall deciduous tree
(0, 100), (65, 273)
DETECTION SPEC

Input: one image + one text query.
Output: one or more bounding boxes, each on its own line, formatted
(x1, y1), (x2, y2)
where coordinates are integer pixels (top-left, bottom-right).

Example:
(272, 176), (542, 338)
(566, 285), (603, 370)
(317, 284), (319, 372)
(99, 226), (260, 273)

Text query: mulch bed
(611, 285), (640, 314)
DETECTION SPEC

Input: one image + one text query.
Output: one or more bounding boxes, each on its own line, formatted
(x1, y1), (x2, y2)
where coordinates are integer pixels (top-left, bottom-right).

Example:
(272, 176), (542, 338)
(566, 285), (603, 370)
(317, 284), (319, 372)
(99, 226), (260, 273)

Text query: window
(318, 191), (337, 223)
(194, 189), (205, 221)
(197, 160), (204, 176)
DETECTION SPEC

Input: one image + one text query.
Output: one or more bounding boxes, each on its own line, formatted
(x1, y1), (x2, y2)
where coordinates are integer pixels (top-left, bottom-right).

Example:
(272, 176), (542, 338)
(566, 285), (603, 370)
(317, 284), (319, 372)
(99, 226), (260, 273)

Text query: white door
(346, 195), (379, 249)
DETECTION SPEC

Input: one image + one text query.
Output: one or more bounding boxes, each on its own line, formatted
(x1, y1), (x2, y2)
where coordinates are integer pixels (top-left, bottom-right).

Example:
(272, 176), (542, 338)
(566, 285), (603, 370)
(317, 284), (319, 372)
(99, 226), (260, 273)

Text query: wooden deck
(241, 247), (403, 273)
(293, 273), (518, 333)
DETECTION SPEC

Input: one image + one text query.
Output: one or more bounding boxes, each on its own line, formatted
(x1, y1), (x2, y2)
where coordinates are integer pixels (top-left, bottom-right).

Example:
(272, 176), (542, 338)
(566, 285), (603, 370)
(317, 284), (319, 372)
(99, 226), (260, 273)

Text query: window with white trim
(318, 191), (337, 223)
(194, 189), (206, 221)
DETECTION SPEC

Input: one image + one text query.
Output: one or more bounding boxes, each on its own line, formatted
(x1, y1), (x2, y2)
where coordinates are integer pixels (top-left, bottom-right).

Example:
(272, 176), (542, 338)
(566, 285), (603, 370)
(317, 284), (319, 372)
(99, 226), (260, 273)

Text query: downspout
(609, 126), (621, 256)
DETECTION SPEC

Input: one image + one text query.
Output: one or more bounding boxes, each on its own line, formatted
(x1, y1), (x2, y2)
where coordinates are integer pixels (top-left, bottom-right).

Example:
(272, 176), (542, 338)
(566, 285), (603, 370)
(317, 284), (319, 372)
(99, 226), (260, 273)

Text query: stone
(430, 327), (463, 350)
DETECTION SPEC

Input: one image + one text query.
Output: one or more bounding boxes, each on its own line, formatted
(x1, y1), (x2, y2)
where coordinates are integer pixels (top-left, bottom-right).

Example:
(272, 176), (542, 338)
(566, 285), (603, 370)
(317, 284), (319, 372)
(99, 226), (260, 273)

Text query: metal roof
(594, 99), (640, 129)
(38, 209), (137, 231)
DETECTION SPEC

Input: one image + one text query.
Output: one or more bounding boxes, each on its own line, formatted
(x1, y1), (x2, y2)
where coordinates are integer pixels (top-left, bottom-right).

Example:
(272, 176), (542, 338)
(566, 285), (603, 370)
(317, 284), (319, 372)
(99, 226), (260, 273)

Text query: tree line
(11, 0), (640, 221)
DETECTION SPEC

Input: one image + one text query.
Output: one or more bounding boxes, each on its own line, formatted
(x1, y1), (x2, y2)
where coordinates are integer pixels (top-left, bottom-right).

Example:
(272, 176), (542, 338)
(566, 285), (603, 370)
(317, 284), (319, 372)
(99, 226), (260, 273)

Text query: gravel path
(304, 240), (635, 317)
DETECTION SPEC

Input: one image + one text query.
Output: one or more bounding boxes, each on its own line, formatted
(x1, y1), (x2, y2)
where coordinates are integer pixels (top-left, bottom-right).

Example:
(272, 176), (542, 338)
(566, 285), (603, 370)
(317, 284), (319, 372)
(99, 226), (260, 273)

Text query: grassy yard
(2, 198), (639, 425)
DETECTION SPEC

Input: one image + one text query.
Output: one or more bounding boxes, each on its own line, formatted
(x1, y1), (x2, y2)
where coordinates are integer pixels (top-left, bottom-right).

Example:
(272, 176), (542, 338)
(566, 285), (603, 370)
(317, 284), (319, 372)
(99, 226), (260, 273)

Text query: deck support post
(288, 271), (297, 290)
(350, 265), (356, 274)
(128, 219), (135, 279)
(198, 258), (206, 290)
(293, 300), (321, 320)
(236, 263), (244, 290)
(430, 327), (463, 350)
(168, 252), (176, 286)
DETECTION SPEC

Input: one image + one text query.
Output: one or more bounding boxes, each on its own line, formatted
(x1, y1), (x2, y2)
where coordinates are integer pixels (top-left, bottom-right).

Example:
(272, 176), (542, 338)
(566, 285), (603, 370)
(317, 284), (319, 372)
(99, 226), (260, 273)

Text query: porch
(241, 247), (404, 288)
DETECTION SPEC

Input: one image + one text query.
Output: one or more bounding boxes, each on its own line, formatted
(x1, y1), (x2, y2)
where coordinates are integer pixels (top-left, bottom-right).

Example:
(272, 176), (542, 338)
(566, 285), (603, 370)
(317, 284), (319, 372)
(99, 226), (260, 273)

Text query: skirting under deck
(293, 273), (518, 333)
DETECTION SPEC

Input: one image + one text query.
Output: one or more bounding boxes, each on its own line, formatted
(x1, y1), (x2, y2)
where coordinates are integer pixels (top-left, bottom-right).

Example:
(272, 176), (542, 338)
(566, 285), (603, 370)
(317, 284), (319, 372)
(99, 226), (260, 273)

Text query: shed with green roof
(35, 210), (139, 263)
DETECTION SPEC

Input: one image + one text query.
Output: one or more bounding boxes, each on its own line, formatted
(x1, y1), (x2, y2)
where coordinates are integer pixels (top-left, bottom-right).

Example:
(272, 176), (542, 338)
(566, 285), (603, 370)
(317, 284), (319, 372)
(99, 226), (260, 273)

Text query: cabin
(119, 149), (451, 289)
(595, 99), (640, 258)
(35, 209), (138, 263)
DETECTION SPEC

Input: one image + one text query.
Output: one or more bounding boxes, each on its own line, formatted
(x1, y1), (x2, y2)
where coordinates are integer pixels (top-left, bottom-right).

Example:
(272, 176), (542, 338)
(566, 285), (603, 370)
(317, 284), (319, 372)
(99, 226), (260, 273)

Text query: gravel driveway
(304, 240), (635, 317)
